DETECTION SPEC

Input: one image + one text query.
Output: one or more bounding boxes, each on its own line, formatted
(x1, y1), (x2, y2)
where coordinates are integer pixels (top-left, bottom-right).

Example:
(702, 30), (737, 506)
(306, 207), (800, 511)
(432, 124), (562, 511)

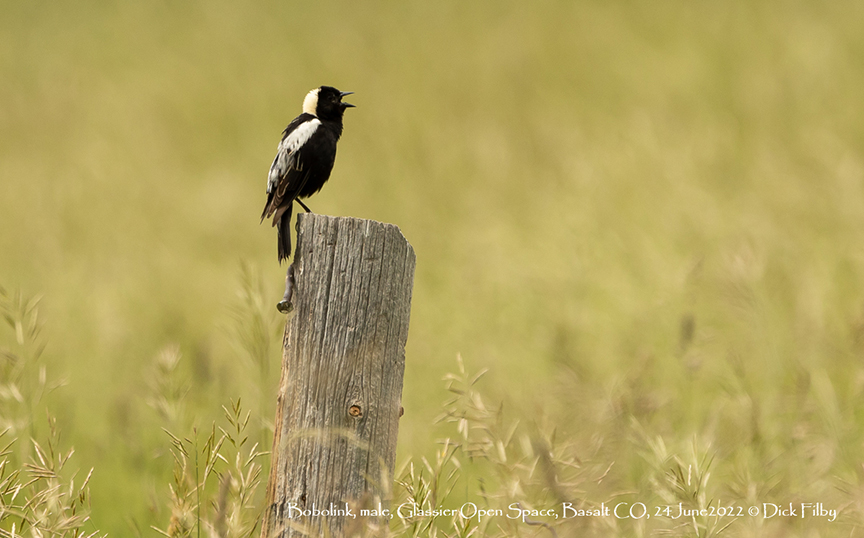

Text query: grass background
(3, 0), (864, 535)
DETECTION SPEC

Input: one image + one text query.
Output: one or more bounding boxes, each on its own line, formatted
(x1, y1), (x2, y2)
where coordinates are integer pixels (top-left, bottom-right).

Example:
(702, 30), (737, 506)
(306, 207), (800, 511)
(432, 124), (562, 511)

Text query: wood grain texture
(261, 214), (416, 538)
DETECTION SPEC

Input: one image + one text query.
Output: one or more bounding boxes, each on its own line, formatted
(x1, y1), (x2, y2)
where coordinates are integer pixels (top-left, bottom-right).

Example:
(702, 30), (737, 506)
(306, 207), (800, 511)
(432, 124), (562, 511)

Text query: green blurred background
(3, 0), (864, 535)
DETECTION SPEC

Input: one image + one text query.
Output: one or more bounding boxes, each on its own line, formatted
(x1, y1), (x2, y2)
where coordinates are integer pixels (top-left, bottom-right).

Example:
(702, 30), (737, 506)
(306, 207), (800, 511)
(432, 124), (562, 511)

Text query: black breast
(298, 121), (341, 198)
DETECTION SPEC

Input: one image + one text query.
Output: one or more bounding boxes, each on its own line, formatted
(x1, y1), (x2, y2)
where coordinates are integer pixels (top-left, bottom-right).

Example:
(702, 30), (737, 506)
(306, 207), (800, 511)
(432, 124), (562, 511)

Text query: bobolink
(262, 85), (354, 260)
(261, 85), (354, 312)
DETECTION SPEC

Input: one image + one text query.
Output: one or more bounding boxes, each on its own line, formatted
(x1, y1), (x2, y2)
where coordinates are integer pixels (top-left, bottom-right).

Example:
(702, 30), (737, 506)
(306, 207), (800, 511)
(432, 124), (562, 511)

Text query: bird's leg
(277, 263), (296, 314)
(296, 198), (313, 213)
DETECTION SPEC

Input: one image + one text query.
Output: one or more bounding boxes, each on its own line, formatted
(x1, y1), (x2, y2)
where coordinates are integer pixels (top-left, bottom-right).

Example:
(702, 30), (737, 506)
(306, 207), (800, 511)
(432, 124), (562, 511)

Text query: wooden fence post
(260, 213), (416, 538)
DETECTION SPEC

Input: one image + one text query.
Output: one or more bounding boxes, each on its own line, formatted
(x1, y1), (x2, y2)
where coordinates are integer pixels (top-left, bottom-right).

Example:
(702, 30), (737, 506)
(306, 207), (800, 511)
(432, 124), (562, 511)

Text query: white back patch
(302, 88), (320, 116)
(267, 119), (321, 189)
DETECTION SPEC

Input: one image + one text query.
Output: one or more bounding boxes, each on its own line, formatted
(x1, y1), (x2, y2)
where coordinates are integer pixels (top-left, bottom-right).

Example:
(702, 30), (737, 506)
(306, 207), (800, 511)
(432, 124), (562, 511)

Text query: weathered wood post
(261, 213), (416, 538)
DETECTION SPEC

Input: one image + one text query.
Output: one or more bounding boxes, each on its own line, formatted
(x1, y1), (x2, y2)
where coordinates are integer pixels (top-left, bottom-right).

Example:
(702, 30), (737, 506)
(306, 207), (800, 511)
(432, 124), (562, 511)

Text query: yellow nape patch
(302, 88), (320, 116)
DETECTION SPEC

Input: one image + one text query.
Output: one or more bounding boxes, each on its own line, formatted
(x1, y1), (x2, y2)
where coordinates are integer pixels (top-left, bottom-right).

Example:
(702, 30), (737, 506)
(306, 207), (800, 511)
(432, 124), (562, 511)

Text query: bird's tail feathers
(277, 203), (293, 263)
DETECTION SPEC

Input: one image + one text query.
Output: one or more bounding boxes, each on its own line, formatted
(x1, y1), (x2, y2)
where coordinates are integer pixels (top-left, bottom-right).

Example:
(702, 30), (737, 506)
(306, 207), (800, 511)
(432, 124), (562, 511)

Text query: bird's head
(303, 86), (355, 121)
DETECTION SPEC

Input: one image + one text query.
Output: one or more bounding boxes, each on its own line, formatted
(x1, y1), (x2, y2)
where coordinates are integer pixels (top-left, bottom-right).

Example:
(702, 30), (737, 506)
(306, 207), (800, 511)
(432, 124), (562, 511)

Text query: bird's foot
(277, 264), (296, 314)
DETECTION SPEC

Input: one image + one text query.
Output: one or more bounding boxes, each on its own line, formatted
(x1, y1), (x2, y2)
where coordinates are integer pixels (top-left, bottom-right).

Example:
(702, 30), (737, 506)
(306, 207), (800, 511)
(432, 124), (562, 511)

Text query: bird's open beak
(340, 91), (355, 108)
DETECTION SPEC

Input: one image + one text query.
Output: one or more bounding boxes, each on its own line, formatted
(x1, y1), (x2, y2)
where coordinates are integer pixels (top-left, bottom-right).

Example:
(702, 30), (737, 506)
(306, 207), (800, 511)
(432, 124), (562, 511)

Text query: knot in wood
(348, 405), (363, 418)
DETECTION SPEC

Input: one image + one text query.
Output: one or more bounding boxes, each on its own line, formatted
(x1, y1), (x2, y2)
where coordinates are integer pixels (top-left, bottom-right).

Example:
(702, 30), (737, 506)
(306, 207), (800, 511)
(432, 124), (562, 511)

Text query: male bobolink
(261, 85), (354, 312)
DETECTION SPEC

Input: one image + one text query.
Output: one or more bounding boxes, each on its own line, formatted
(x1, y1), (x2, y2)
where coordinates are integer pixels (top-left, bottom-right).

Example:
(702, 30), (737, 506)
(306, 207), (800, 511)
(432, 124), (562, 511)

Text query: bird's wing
(267, 116), (321, 193)
(262, 115), (321, 221)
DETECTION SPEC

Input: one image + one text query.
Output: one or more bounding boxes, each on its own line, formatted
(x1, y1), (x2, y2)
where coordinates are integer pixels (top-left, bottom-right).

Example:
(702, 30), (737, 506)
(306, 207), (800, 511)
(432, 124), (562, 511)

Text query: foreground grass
(2, 0), (864, 535)
(4, 285), (864, 537)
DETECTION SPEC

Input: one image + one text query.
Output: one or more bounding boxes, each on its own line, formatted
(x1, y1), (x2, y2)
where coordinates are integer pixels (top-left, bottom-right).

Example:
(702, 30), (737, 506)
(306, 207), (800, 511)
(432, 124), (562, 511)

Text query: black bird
(261, 85), (354, 312)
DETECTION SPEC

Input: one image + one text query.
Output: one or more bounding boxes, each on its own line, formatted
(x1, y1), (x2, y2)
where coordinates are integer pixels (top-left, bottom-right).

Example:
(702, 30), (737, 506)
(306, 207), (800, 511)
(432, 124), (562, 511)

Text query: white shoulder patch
(267, 119), (321, 190)
(302, 88), (320, 116)
(281, 118), (321, 154)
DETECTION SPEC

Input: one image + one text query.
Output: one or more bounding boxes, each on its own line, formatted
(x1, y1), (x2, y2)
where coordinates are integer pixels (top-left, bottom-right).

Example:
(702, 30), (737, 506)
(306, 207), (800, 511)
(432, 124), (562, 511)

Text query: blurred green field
(3, 0), (864, 535)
